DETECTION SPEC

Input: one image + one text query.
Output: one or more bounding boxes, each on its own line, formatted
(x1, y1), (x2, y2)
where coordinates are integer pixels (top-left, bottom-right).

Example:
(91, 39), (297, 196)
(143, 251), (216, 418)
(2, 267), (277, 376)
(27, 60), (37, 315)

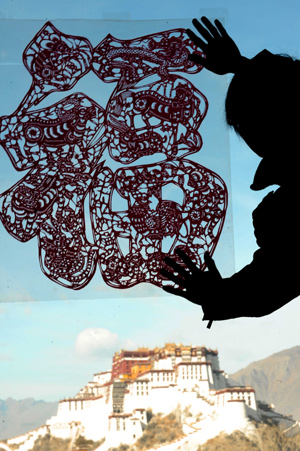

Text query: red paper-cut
(24, 22), (93, 90)
(105, 75), (207, 164)
(0, 23), (228, 291)
(92, 30), (204, 85)
(90, 160), (227, 288)
(0, 93), (107, 289)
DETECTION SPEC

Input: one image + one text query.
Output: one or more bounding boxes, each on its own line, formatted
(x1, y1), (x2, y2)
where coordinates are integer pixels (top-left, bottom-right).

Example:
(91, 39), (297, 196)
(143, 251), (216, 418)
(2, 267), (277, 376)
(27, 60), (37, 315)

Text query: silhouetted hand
(186, 16), (245, 75)
(160, 248), (222, 307)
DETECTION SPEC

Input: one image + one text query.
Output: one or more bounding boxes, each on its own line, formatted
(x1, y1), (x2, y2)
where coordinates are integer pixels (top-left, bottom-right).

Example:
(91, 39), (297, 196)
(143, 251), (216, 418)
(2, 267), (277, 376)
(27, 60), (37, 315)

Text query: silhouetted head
(225, 50), (300, 160)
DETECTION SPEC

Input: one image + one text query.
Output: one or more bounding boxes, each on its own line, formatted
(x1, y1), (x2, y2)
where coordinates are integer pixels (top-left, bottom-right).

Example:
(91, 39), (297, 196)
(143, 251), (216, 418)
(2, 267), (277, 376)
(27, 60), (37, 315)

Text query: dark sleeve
(201, 186), (300, 321)
(202, 247), (299, 321)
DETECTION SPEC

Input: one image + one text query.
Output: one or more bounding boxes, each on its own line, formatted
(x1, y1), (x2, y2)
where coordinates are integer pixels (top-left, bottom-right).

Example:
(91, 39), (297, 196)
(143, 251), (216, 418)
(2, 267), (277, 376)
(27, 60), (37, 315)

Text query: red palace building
(111, 348), (157, 380)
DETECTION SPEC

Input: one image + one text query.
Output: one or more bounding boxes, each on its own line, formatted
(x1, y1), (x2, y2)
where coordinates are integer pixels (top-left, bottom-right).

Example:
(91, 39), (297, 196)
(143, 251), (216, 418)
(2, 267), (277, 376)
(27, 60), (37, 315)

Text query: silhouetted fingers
(214, 19), (230, 38)
(164, 256), (190, 278)
(201, 16), (222, 39)
(204, 252), (221, 278)
(186, 28), (207, 51)
(188, 53), (207, 67)
(175, 248), (199, 273)
(160, 267), (188, 288)
(192, 18), (214, 42)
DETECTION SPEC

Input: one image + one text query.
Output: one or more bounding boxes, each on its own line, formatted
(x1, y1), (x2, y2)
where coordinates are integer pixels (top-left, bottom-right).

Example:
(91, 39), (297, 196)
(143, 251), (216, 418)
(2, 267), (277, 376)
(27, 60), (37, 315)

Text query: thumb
(204, 252), (221, 278)
(188, 53), (207, 67)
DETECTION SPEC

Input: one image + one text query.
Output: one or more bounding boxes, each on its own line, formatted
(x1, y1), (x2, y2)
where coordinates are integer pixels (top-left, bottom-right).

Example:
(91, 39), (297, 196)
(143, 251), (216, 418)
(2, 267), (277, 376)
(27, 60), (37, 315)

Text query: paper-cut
(91, 160), (227, 288)
(0, 22), (227, 290)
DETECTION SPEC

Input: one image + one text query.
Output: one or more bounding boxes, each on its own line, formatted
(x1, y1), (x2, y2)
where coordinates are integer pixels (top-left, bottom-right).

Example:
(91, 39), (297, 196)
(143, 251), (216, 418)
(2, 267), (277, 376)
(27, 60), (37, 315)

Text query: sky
(0, 0), (300, 402)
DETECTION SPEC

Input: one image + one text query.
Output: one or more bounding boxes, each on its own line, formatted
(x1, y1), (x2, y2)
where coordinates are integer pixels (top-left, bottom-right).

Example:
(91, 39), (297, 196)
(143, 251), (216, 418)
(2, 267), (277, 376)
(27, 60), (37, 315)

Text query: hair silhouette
(226, 52), (300, 151)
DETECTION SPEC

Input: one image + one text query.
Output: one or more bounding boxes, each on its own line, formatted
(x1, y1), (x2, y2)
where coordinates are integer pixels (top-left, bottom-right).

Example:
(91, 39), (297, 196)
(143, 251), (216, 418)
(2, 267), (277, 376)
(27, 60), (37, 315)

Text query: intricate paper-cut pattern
(0, 22), (227, 290)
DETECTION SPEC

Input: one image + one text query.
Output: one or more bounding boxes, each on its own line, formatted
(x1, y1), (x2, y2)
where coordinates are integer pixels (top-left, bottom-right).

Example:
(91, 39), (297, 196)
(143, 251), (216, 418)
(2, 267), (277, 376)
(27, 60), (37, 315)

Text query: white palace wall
(216, 401), (249, 434)
(104, 415), (144, 451)
(32, 345), (259, 449)
(150, 385), (178, 414)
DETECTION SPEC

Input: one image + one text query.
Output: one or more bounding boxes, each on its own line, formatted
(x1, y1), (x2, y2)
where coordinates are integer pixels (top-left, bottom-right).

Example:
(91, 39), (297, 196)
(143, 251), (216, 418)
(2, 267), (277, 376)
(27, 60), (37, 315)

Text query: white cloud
(75, 328), (119, 360)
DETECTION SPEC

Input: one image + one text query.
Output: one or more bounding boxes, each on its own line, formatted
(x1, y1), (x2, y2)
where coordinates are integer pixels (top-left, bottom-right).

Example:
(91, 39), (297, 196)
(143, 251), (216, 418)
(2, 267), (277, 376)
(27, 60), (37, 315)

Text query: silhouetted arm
(203, 247), (299, 321)
(186, 16), (249, 74)
(161, 246), (299, 323)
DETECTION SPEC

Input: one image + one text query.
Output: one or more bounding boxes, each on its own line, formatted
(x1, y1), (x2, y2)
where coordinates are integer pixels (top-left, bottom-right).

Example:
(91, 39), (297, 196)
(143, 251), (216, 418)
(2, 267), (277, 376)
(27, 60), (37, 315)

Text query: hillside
(0, 398), (57, 440)
(229, 346), (300, 420)
(197, 423), (300, 451)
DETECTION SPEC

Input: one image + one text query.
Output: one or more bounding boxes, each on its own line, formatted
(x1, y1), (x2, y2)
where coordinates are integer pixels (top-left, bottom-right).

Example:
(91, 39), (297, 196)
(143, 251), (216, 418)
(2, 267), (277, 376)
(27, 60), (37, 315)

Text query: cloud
(75, 328), (119, 360)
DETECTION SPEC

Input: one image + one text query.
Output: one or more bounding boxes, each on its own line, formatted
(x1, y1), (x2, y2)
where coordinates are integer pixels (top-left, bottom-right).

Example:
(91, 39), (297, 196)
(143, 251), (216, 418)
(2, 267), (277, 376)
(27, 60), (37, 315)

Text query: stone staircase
(112, 380), (127, 413)
(196, 393), (215, 406)
(67, 423), (84, 451)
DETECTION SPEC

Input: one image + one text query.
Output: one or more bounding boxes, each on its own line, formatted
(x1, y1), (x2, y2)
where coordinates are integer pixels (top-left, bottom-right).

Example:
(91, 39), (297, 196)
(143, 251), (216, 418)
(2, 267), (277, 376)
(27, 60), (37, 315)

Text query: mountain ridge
(0, 397), (57, 440)
(229, 345), (300, 420)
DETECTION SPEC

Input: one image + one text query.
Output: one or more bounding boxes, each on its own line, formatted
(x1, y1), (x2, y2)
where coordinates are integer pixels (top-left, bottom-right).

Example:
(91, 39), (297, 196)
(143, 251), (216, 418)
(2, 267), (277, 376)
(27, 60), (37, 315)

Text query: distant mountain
(0, 398), (57, 440)
(229, 346), (300, 420)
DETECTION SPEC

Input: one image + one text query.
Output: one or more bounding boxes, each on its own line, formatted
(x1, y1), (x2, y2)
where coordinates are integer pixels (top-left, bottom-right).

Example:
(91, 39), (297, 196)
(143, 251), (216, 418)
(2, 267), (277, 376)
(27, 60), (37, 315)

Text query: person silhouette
(160, 17), (300, 327)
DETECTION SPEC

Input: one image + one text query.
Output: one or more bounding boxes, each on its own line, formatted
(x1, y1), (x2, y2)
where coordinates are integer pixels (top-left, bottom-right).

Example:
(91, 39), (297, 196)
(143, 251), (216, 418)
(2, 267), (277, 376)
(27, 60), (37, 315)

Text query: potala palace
(3, 343), (261, 451)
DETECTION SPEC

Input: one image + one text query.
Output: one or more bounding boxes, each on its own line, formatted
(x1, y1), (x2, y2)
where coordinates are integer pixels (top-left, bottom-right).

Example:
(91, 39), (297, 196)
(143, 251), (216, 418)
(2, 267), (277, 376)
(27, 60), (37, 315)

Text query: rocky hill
(229, 346), (300, 420)
(0, 398), (57, 440)
(197, 423), (300, 451)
